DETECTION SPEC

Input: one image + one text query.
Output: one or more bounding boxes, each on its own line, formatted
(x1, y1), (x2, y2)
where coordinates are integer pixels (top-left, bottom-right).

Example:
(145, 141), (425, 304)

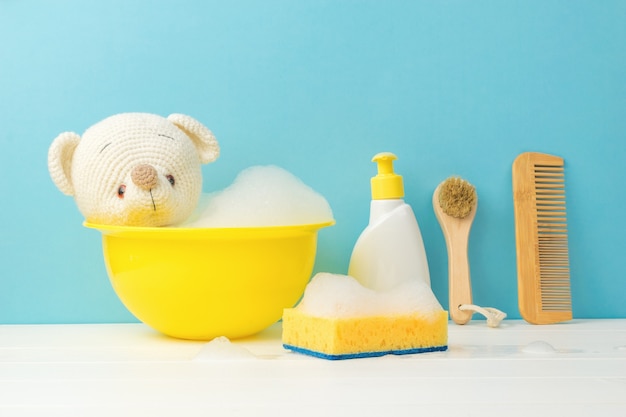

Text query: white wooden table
(1, 319), (625, 416)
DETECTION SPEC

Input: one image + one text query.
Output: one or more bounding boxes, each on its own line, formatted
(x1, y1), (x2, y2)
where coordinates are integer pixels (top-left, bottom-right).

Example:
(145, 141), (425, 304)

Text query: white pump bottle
(348, 152), (431, 291)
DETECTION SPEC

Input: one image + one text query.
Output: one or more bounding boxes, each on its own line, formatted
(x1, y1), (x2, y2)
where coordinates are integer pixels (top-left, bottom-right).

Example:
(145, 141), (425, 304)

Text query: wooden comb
(512, 152), (572, 324)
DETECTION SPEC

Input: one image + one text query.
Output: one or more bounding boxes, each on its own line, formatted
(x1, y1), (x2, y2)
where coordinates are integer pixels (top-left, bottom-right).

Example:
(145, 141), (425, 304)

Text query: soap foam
(181, 165), (334, 227)
(297, 273), (444, 318)
(193, 336), (256, 361)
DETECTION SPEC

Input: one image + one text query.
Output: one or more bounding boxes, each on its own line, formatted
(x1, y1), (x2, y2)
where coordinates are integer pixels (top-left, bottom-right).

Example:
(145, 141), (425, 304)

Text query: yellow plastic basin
(85, 221), (333, 340)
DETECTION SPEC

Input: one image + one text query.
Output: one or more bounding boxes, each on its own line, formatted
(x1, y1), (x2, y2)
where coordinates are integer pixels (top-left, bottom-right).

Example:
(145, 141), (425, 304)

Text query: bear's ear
(167, 113), (220, 164)
(48, 132), (81, 196)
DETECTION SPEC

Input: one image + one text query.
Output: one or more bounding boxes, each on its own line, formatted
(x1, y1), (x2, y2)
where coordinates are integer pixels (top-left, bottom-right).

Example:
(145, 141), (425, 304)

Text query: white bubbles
(193, 336), (256, 361)
(522, 340), (558, 355)
(297, 273), (444, 318)
(181, 165), (334, 227)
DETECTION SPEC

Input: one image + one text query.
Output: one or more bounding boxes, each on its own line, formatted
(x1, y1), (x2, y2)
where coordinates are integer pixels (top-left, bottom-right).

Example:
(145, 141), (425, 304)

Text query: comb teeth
(534, 163), (572, 312)
(513, 153), (573, 324)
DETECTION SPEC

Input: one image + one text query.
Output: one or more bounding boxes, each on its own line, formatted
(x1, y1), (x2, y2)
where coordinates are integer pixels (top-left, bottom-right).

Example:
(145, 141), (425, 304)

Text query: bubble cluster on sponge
(282, 273), (448, 360)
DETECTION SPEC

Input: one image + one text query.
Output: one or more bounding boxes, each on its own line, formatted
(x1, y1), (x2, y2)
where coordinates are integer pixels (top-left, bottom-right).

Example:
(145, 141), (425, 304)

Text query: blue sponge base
(283, 344), (448, 360)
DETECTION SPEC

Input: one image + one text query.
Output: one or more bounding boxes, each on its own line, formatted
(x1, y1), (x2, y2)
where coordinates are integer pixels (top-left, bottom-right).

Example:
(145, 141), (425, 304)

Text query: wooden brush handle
(447, 231), (473, 324)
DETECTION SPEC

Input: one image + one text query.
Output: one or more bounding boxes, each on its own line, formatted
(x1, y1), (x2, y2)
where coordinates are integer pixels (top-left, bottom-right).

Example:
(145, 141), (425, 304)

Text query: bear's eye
(166, 175), (175, 186)
(118, 184), (126, 198)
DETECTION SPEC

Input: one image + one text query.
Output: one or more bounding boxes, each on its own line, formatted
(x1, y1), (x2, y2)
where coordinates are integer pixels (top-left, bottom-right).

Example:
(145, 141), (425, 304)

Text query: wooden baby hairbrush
(433, 176), (477, 325)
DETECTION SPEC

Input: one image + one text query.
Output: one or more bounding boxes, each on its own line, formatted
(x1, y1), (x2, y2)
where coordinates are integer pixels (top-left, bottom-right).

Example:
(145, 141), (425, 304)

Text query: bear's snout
(131, 164), (159, 190)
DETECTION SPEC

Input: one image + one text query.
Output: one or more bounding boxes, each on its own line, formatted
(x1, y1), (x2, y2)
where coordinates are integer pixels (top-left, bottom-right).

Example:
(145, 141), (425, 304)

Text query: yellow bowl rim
(83, 220), (335, 237)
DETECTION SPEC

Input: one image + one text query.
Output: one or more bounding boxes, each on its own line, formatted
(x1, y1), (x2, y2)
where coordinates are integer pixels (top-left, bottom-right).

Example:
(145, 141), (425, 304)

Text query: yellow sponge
(282, 308), (448, 360)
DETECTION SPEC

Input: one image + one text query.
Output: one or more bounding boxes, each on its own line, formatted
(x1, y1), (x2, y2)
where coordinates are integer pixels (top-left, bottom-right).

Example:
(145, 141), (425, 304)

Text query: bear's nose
(131, 164), (159, 190)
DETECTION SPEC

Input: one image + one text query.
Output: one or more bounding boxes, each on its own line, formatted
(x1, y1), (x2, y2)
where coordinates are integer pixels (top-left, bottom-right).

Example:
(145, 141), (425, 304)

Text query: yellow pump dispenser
(349, 152), (432, 290)
(371, 152), (404, 200)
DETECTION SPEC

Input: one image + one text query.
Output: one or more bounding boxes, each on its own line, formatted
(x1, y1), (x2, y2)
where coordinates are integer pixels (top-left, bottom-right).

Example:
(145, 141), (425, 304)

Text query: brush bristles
(534, 163), (572, 312)
(438, 177), (476, 218)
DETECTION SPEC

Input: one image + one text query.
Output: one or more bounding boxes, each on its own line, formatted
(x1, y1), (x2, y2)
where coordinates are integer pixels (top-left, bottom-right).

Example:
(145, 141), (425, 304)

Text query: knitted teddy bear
(48, 113), (219, 226)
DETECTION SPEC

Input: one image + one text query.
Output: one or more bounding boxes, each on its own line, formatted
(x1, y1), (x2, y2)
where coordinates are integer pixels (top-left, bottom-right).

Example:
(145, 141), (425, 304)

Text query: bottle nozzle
(371, 152), (404, 200)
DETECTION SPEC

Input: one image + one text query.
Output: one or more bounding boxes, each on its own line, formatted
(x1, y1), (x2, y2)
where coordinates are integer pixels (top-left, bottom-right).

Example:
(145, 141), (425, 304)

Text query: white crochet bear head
(48, 113), (219, 226)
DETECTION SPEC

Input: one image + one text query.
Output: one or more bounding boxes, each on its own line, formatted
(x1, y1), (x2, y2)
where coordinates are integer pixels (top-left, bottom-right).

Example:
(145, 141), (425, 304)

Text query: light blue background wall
(1, 1), (624, 324)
